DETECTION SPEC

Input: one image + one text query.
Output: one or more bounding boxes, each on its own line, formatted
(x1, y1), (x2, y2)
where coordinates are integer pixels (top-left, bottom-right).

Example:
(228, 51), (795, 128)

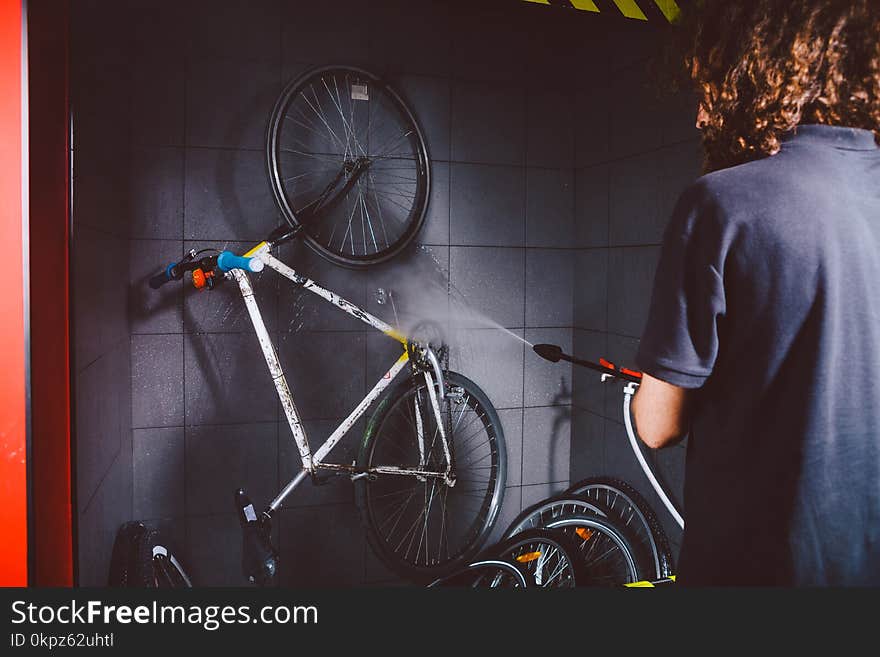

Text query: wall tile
(522, 406), (571, 486)
(447, 328), (525, 411)
(129, 148), (184, 239)
(526, 91), (575, 168)
(281, 0), (371, 66)
(576, 165), (609, 248)
(185, 422), (278, 515)
(488, 486), (523, 546)
(526, 249), (574, 328)
(132, 334), (184, 428)
(133, 427), (184, 519)
(129, 239), (184, 334)
(521, 481), (568, 511)
(76, 451), (132, 586)
(451, 82), (525, 165)
(449, 4), (528, 83)
(606, 246), (660, 338)
(573, 249), (608, 332)
(575, 88), (610, 167)
(526, 168), (575, 248)
(370, 0), (451, 76)
(76, 345), (128, 506)
(391, 74), (451, 162)
(186, 57), (280, 150)
(569, 408), (605, 484)
(497, 408), (524, 488)
(277, 330), (366, 421)
(609, 151), (664, 247)
(660, 139), (703, 223)
(449, 247), (525, 329)
(184, 0), (281, 64)
(184, 148), (280, 242)
(279, 504), (365, 586)
(609, 66), (663, 159)
(184, 332), (278, 425)
(450, 164), (525, 246)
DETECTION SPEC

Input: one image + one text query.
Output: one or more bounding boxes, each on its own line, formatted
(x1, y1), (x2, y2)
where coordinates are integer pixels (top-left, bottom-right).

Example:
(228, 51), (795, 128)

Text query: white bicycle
(149, 228), (507, 585)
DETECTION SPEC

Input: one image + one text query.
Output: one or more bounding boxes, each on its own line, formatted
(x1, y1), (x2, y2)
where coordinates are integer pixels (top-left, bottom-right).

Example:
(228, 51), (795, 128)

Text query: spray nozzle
(533, 343), (563, 363)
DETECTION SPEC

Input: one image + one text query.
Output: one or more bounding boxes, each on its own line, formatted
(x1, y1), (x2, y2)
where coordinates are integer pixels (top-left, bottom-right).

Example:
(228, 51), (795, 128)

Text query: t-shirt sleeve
(635, 181), (728, 389)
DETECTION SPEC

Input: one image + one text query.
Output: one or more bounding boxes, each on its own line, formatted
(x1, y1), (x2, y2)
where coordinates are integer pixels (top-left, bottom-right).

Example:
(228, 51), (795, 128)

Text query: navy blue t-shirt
(636, 124), (880, 586)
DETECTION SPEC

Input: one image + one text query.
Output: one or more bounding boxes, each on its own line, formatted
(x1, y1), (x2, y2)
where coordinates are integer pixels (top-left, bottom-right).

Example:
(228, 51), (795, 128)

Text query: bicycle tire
(565, 477), (674, 579)
(543, 514), (643, 585)
(354, 371), (506, 583)
(266, 65), (430, 268)
(492, 528), (588, 588)
(110, 522), (192, 588)
(502, 495), (612, 539)
(427, 559), (529, 588)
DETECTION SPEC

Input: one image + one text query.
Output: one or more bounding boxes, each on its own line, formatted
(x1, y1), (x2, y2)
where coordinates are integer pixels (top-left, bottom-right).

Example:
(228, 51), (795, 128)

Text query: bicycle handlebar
(532, 343), (643, 384)
(148, 250), (263, 290)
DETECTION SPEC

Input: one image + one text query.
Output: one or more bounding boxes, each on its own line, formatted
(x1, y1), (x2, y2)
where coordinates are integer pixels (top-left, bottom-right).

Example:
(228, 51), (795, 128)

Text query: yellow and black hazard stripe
(522, 0), (682, 24)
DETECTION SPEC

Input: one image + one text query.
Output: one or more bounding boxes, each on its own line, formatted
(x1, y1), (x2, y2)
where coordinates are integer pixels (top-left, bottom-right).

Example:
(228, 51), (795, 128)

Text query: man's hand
(631, 373), (694, 448)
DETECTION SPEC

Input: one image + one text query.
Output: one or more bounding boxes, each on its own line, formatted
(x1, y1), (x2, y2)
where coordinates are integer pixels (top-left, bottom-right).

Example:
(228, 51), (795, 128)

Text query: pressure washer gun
(532, 343), (684, 530)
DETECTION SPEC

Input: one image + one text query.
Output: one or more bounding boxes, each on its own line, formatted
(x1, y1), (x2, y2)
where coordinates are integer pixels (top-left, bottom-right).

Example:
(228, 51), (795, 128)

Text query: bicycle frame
(234, 241), (453, 514)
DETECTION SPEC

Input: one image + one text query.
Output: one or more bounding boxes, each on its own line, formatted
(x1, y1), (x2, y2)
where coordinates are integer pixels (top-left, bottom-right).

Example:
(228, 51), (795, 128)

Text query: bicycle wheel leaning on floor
(566, 476), (674, 579)
(542, 513), (643, 585)
(108, 521), (192, 588)
(491, 528), (588, 588)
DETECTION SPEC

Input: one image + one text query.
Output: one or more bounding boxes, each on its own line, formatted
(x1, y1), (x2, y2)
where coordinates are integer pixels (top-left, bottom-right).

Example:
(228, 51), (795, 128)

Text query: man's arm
(631, 373), (694, 449)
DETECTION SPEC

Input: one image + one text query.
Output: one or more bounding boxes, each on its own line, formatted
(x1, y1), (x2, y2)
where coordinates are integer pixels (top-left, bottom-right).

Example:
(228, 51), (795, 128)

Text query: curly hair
(676, 1), (880, 173)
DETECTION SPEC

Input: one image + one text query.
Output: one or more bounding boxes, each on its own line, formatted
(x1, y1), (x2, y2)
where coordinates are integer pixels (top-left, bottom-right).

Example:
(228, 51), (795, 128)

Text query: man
(631, 1), (880, 586)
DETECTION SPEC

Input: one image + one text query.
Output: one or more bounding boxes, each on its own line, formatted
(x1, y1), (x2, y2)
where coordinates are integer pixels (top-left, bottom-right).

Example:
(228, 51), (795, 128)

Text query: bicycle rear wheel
(355, 371), (506, 583)
(266, 65), (430, 268)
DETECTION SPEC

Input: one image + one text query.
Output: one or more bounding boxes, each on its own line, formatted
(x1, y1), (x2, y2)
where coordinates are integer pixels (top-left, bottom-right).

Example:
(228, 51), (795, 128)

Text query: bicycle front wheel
(266, 65), (430, 268)
(355, 371), (506, 583)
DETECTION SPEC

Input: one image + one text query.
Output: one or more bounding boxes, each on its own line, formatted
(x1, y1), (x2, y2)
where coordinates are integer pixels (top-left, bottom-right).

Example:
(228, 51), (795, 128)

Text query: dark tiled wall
(569, 22), (704, 562)
(71, 0), (700, 586)
(104, 0), (607, 587)
(71, 1), (134, 586)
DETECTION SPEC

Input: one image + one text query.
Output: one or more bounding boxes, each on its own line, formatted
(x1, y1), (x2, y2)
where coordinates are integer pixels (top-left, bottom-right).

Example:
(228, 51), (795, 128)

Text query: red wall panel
(0, 0), (28, 587)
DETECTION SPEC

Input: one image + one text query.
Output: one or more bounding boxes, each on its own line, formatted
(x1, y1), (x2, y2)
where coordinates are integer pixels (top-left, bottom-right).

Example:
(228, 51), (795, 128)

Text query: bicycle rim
(502, 495), (611, 539)
(357, 372), (506, 582)
(266, 65), (430, 268)
(566, 477), (674, 579)
(492, 529), (586, 588)
(543, 514), (641, 586)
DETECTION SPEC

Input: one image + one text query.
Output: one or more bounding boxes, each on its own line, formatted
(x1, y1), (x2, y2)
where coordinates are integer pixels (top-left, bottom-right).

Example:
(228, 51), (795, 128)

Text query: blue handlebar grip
(217, 251), (264, 273)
